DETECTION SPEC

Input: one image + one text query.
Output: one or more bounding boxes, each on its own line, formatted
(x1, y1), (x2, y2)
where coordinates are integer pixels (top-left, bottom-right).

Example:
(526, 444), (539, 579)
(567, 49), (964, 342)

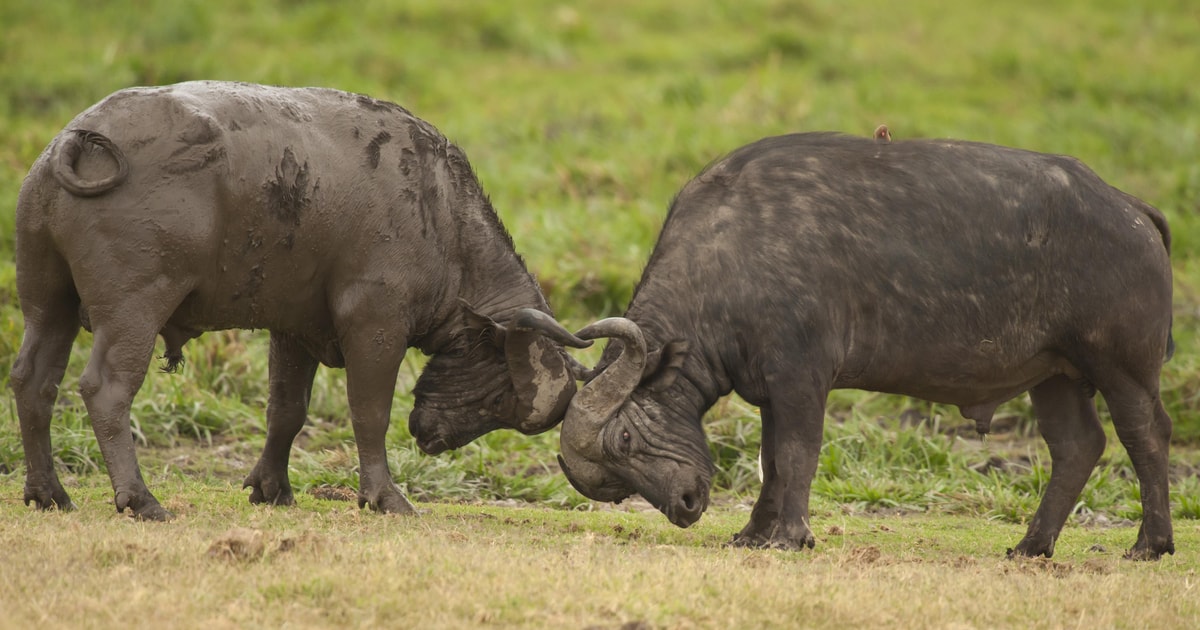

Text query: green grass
(2, 2), (1200, 624)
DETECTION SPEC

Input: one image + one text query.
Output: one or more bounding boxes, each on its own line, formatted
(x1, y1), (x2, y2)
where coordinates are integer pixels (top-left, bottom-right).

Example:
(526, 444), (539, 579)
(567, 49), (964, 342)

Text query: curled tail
(50, 129), (129, 197)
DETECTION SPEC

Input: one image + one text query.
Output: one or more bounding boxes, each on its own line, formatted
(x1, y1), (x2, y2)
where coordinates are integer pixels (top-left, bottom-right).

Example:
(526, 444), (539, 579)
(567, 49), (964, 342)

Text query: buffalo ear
(459, 300), (505, 348)
(640, 339), (689, 392)
(503, 308), (591, 434)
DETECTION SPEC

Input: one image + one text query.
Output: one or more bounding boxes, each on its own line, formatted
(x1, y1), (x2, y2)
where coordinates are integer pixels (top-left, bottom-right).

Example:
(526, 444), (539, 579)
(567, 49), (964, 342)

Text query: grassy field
(3, 475), (1199, 628)
(2, 0), (1200, 627)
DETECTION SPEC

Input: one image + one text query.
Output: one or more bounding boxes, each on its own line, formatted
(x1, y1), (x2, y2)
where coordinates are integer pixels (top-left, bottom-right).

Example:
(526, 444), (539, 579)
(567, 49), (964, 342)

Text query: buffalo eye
(492, 392), (504, 407)
(604, 425), (633, 458)
(619, 429), (632, 453)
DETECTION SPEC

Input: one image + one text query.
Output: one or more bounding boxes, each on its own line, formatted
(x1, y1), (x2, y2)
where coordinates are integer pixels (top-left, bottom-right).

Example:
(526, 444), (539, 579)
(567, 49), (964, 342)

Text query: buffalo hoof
(132, 503), (176, 522)
(115, 489), (175, 522)
(728, 527), (816, 551)
(1006, 535), (1055, 559)
(243, 467), (296, 506)
(1124, 540), (1174, 561)
(359, 487), (417, 515)
(729, 515), (817, 551)
(24, 483), (77, 513)
(1006, 547), (1048, 560)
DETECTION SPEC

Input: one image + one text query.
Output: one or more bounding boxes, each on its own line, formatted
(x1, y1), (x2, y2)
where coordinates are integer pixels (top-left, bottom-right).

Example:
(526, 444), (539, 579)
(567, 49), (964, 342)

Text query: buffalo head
(409, 306), (592, 454)
(556, 318), (713, 527)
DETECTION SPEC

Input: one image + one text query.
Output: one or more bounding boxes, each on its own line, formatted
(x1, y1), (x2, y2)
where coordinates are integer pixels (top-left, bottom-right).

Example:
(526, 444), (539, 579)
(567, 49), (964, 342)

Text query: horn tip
(513, 309), (593, 348)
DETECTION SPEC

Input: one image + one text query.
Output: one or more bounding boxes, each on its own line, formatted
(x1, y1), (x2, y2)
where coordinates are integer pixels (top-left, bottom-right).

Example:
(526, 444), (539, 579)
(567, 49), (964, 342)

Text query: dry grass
(2, 476), (1197, 629)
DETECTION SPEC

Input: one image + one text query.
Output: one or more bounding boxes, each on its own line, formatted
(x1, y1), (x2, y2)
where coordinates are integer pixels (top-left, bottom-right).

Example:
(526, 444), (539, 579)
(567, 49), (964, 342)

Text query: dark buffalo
(550, 132), (1175, 559)
(10, 81), (589, 520)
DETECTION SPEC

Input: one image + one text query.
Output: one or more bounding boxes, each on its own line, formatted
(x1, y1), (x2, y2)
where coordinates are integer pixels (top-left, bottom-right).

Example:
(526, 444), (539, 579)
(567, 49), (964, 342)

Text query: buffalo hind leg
(1107, 389), (1174, 560)
(341, 327), (415, 514)
(11, 252), (80, 512)
(1009, 376), (1105, 558)
(731, 368), (827, 550)
(244, 332), (320, 506)
(80, 296), (184, 521)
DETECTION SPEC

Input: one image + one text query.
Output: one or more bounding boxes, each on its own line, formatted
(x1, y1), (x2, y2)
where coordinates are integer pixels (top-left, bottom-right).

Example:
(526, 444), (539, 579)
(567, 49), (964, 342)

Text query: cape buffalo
(545, 132), (1176, 559)
(10, 81), (589, 520)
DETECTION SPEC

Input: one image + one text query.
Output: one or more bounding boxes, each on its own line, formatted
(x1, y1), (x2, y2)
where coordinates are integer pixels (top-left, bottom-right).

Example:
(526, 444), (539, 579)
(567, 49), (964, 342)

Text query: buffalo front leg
(1008, 376), (1106, 559)
(79, 317), (171, 521)
(730, 406), (782, 546)
(731, 370), (827, 550)
(11, 269), (80, 512)
(244, 332), (320, 506)
(342, 330), (415, 515)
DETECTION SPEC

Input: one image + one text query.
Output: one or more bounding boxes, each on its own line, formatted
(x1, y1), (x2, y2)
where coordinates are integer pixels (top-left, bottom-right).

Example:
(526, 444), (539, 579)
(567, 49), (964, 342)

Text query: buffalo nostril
(681, 493), (697, 512)
(419, 437), (449, 455)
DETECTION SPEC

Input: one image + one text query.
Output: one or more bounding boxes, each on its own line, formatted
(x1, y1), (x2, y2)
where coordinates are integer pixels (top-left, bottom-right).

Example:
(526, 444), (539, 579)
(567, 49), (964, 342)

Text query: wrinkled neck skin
(410, 159), (547, 355)
(624, 302), (732, 433)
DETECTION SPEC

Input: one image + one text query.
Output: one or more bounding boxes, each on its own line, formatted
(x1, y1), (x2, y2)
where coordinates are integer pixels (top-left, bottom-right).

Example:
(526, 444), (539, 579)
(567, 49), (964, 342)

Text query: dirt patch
(309, 485), (356, 502)
(207, 527), (325, 562)
(207, 527), (266, 562)
(276, 531), (325, 554)
(610, 524), (643, 542)
(1002, 556), (1113, 578)
(948, 555), (977, 569)
(844, 544), (884, 565)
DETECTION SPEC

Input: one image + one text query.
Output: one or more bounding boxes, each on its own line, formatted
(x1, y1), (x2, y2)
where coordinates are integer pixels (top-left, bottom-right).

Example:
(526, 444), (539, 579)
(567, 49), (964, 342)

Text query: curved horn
(504, 309), (592, 434)
(510, 308), (593, 349)
(50, 129), (130, 197)
(560, 317), (646, 454)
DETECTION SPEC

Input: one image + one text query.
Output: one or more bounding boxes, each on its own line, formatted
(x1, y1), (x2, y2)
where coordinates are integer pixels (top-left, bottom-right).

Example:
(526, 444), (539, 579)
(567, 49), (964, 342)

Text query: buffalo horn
(561, 317), (646, 452)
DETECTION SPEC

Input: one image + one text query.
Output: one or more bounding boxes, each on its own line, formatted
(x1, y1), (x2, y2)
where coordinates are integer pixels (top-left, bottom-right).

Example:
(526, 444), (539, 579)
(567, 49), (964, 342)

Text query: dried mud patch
(1002, 555), (1113, 578)
(206, 527), (326, 562)
(207, 527), (266, 562)
(276, 531), (326, 554)
(843, 544), (884, 565)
